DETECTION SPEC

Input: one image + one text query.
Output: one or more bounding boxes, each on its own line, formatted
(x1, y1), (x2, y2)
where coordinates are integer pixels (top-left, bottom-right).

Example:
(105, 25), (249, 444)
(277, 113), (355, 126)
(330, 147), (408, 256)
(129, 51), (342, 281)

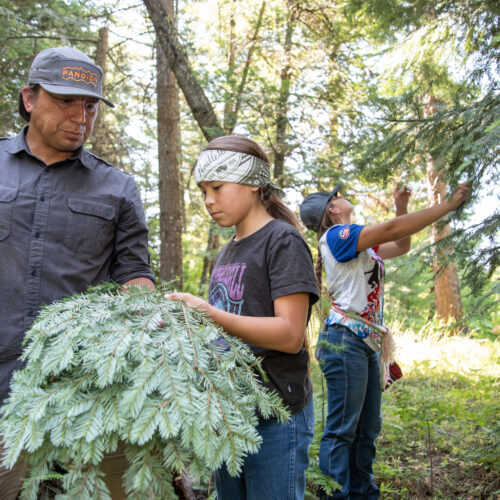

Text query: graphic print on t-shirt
(209, 262), (246, 315)
(364, 258), (380, 288)
(361, 251), (383, 324)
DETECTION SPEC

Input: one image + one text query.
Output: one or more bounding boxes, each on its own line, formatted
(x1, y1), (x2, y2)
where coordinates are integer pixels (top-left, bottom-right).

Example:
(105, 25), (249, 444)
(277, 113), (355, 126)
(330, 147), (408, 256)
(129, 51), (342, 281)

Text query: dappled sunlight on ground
(393, 329), (500, 378)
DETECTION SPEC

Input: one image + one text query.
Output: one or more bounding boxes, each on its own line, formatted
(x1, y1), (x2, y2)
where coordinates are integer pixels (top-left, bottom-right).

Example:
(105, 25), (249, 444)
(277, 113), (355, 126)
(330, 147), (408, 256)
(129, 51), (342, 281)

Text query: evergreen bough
(0, 284), (288, 499)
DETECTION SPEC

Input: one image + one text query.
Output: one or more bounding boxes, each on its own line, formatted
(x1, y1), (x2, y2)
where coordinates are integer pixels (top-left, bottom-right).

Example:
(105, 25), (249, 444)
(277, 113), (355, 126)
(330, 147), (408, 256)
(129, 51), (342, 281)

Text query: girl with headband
(167, 135), (319, 500)
(299, 182), (471, 499)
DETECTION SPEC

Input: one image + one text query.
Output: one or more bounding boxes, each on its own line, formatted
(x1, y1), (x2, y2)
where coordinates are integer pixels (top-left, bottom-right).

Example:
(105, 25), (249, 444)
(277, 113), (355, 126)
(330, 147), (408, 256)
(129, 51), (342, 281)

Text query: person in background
(167, 135), (319, 500)
(0, 46), (155, 499)
(299, 182), (471, 499)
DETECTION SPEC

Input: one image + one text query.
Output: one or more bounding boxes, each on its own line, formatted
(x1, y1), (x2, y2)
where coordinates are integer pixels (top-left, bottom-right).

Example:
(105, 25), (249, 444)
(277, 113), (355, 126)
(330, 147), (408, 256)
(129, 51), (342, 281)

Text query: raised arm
(166, 291), (310, 354)
(376, 186), (411, 259)
(356, 183), (471, 257)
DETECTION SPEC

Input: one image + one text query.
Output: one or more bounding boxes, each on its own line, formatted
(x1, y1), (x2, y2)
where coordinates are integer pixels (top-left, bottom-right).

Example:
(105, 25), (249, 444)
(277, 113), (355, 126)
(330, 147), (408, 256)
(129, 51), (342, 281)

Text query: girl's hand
(449, 183), (472, 210)
(394, 185), (411, 213)
(165, 292), (211, 313)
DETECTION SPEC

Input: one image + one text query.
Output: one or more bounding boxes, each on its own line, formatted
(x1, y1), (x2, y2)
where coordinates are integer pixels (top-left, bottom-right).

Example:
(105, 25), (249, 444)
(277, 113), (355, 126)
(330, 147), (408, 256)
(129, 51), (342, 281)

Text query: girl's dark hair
(18, 84), (40, 122)
(204, 135), (269, 161)
(203, 135), (302, 232)
(314, 201), (335, 293)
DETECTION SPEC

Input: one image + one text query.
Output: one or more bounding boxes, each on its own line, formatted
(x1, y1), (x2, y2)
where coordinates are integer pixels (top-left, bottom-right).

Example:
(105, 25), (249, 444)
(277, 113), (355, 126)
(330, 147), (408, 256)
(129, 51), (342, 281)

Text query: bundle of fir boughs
(0, 284), (288, 499)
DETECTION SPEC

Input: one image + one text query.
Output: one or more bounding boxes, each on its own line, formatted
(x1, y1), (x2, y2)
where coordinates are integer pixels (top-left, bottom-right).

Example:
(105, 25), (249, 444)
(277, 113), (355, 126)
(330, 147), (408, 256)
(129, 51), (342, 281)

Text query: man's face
(22, 87), (99, 156)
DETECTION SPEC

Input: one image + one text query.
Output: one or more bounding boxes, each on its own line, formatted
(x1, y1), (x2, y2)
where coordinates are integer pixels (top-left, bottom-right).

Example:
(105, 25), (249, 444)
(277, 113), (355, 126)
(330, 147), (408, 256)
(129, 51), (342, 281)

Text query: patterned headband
(194, 149), (285, 198)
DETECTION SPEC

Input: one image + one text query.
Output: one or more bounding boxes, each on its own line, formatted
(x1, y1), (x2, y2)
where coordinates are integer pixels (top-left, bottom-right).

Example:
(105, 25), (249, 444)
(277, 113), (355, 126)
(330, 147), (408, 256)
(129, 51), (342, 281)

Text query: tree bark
(144, 0), (227, 292)
(273, 0), (295, 185)
(91, 26), (109, 158)
(222, 0), (237, 134)
(157, 0), (183, 288)
(424, 95), (466, 331)
(173, 470), (197, 500)
(144, 0), (266, 293)
(143, 0), (224, 141)
(223, 0), (266, 134)
(198, 223), (220, 296)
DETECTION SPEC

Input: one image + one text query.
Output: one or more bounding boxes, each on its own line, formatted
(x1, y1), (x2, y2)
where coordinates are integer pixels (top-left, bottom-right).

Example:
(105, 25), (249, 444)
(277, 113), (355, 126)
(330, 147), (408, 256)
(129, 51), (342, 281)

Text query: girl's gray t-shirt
(209, 219), (319, 413)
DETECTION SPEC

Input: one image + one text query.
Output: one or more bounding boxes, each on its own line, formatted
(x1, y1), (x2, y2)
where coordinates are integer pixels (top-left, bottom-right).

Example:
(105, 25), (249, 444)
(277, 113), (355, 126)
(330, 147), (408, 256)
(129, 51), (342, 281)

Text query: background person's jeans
(316, 325), (382, 499)
(215, 396), (314, 500)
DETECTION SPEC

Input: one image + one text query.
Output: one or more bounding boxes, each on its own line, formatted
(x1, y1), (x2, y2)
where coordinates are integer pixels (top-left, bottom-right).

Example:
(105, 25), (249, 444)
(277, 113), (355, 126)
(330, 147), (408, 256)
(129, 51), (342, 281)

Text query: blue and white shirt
(319, 224), (385, 351)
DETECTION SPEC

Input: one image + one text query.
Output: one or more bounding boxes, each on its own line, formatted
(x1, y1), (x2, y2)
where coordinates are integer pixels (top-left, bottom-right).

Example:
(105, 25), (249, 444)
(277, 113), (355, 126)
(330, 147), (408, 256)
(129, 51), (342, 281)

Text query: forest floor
(308, 328), (500, 499)
(34, 325), (499, 499)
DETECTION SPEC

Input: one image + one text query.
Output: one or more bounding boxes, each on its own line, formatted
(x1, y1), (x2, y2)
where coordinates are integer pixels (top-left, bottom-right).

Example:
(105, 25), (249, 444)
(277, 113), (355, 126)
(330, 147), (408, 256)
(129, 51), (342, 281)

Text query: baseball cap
(299, 184), (341, 232)
(26, 46), (114, 107)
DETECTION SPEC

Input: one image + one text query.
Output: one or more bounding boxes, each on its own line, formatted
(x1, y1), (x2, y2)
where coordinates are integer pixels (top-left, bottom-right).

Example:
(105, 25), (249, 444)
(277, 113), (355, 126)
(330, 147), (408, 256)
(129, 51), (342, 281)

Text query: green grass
(308, 325), (500, 499)
(35, 321), (500, 499)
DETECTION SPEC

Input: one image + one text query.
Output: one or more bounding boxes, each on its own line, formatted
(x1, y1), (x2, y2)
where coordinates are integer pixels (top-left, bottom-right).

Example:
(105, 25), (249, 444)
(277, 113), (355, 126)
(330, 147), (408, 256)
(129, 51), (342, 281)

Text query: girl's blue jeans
(214, 396), (314, 500)
(316, 324), (382, 499)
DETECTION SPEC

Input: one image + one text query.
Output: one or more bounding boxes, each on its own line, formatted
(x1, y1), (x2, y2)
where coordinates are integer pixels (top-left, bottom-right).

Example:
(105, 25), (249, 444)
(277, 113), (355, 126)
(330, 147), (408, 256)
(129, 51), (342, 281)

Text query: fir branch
(0, 284), (288, 498)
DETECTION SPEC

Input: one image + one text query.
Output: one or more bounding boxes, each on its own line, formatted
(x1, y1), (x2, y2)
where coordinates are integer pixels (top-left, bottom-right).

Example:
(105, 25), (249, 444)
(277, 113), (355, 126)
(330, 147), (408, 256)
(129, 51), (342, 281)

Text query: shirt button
(31, 269), (36, 277)
(40, 196), (45, 202)
(34, 232), (40, 238)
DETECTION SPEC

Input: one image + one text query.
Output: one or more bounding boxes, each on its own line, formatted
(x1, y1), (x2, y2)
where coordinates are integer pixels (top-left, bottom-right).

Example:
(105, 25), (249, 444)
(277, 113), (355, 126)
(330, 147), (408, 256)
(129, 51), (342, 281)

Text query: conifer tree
(346, 0), (499, 313)
(0, 0), (103, 136)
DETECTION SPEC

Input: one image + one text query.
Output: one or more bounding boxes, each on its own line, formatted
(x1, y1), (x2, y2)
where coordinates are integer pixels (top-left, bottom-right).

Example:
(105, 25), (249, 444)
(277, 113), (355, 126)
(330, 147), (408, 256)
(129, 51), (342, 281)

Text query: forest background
(1, 0), (498, 497)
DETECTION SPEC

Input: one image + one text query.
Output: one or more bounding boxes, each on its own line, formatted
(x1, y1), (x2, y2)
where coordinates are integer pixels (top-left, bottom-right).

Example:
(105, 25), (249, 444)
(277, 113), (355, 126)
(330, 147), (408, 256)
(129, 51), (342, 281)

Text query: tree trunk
(143, 0), (224, 141)
(424, 95), (466, 331)
(173, 470), (197, 500)
(144, 0), (266, 292)
(426, 156), (466, 327)
(144, 0), (227, 292)
(222, 0), (237, 134)
(223, 0), (266, 134)
(198, 223), (220, 296)
(91, 26), (109, 158)
(157, 0), (183, 288)
(273, 0), (295, 185)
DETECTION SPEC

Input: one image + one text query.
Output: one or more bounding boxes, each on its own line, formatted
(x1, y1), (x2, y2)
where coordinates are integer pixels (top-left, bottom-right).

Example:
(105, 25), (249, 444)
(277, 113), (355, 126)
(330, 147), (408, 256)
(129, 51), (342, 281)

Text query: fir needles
(0, 284), (288, 499)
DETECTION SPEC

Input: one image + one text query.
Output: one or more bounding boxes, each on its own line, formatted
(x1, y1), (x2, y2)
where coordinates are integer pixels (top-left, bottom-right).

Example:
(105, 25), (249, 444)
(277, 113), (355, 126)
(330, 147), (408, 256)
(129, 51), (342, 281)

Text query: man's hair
(18, 85), (40, 122)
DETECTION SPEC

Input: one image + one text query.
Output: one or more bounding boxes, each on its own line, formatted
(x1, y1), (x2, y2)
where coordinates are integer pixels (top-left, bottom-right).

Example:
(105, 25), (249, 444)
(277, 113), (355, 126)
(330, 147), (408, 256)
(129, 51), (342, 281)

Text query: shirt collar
(6, 127), (93, 170)
(4, 128), (29, 155)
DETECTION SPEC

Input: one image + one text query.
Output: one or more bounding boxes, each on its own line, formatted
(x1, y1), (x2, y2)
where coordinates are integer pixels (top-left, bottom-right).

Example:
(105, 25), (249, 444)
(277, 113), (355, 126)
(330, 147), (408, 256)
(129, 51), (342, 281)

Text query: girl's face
(328, 196), (354, 223)
(199, 181), (259, 228)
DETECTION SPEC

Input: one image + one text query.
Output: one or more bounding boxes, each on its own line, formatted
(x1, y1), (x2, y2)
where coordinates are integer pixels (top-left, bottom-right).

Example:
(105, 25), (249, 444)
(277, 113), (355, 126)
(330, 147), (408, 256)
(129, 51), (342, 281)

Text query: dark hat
(299, 184), (341, 232)
(26, 46), (114, 107)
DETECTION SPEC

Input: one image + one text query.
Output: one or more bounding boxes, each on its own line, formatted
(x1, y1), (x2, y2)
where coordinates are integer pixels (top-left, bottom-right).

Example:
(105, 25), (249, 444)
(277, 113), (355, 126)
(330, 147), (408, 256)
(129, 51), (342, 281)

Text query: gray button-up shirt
(0, 128), (155, 404)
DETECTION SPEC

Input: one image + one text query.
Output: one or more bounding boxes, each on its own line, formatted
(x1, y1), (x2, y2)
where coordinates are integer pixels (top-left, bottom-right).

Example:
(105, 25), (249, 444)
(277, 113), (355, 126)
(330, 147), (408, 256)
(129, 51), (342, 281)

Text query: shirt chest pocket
(65, 198), (116, 255)
(0, 187), (18, 241)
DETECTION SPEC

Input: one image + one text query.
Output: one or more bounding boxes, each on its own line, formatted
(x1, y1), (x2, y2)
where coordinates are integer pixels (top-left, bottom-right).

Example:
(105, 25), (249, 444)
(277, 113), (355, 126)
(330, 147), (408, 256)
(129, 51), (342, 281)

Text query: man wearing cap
(0, 46), (155, 498)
